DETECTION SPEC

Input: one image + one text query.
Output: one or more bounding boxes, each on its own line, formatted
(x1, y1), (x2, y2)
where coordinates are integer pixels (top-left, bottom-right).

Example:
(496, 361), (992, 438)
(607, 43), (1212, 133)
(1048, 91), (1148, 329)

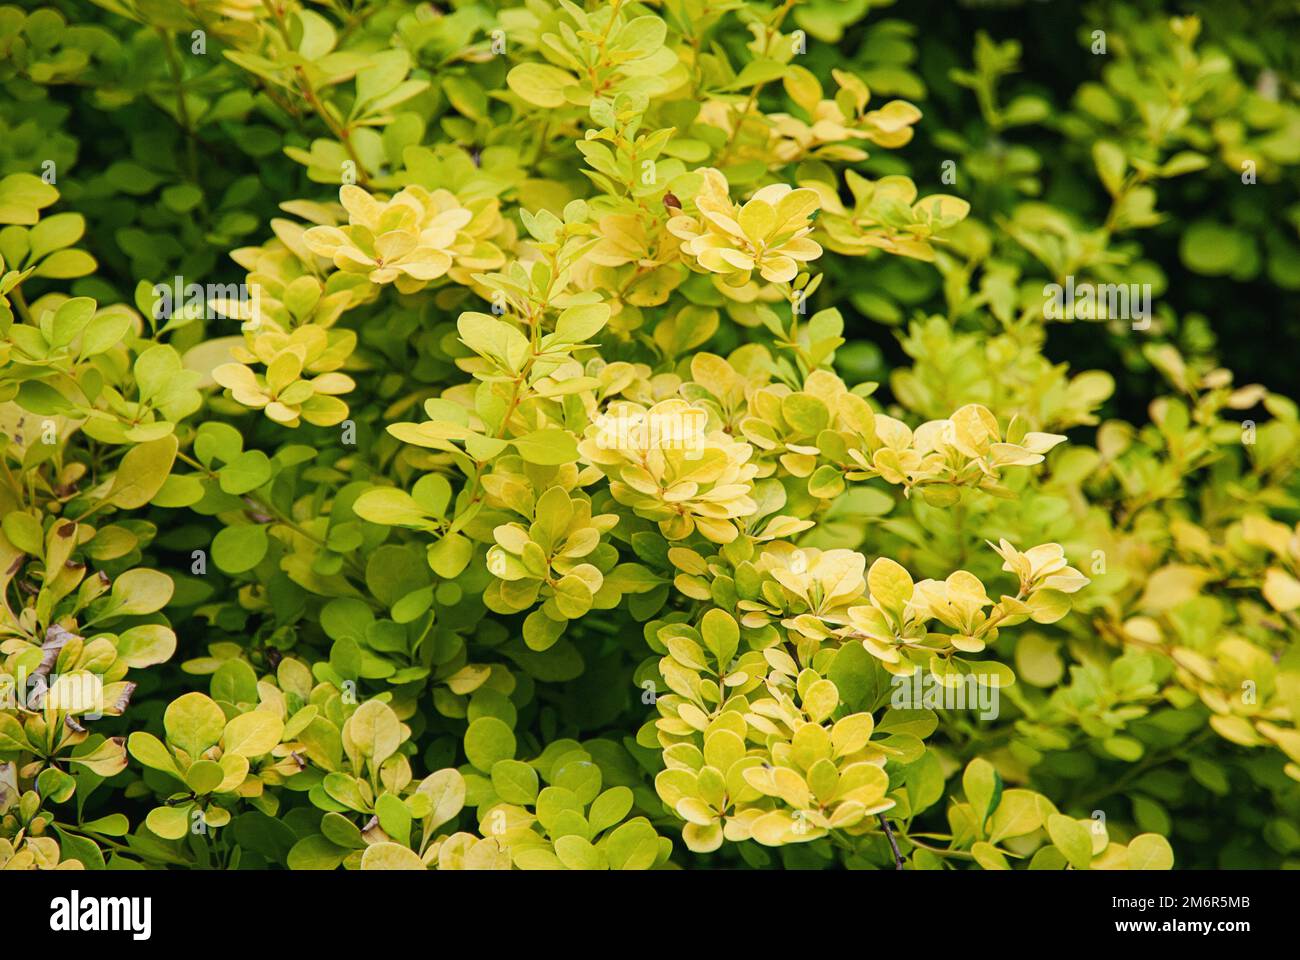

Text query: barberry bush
(1, 0), (1298, 871)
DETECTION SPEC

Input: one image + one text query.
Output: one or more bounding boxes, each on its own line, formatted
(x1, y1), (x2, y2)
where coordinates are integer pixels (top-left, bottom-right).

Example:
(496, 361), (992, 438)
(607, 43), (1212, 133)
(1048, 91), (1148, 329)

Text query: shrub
(1, 0), (1297, 871)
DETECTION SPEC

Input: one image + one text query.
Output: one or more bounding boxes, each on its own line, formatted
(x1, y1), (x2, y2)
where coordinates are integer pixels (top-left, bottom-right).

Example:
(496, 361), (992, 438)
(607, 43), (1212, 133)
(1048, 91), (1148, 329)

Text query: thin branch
(878, 814), (906, 870)
(261, 0), (370, 185)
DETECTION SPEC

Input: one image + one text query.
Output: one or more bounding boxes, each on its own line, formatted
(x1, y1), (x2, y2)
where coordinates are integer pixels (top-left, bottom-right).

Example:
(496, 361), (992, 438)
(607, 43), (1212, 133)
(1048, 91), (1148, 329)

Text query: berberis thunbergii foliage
(1, 0), (1298, 871)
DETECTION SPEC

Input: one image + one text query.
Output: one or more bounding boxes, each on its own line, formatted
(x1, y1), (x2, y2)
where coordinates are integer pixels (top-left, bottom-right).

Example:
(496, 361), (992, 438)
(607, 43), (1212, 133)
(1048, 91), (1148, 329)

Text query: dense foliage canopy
(1, 0), (1298, 871)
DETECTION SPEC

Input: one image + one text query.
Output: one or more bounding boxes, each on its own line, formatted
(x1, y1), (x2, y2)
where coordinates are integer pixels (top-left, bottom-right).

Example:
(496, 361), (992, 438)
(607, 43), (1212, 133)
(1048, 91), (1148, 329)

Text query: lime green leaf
(211, 524), (269, 574)
(163, 692), (227, 758)
(464, 716), (516, 771)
